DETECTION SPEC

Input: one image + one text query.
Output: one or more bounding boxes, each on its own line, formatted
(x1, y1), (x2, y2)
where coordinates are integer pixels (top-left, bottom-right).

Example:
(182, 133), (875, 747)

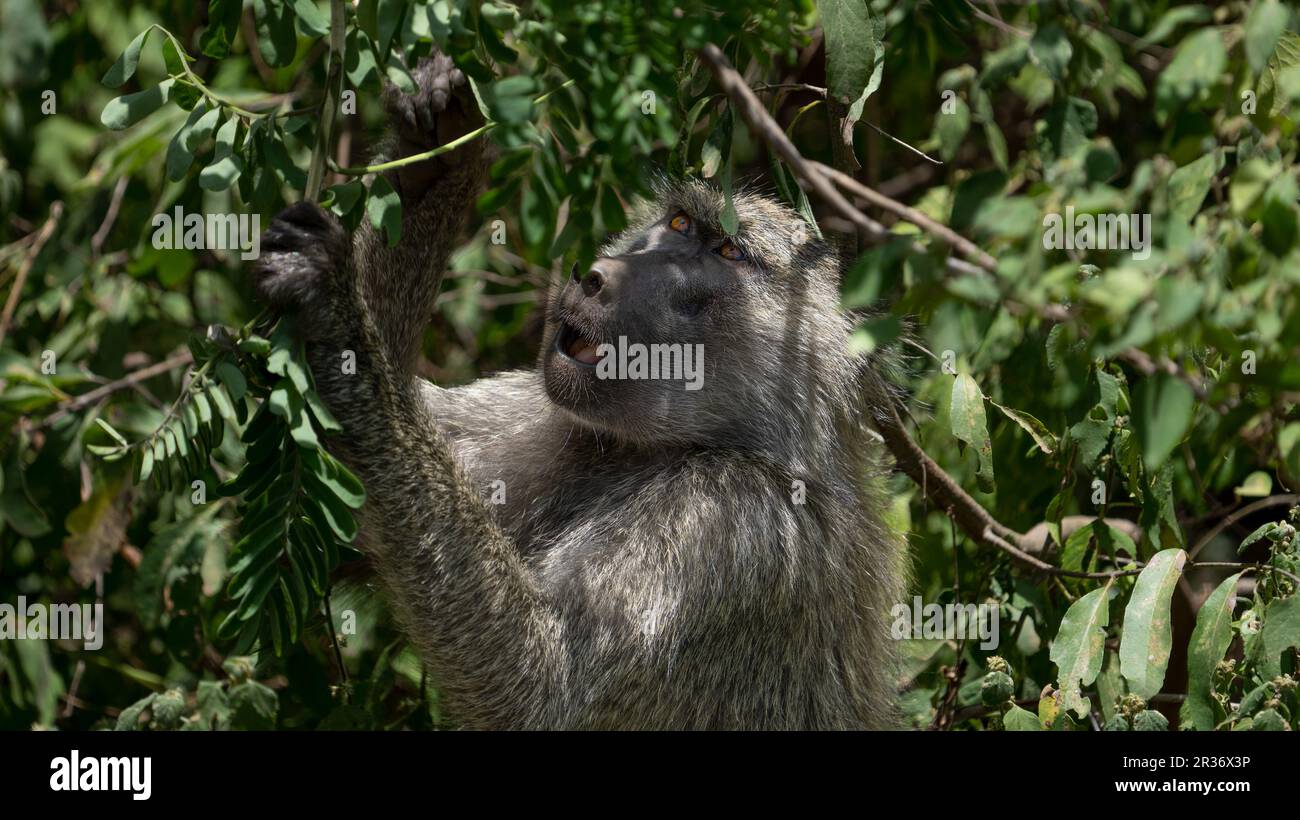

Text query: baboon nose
(580, 264), (607, 297)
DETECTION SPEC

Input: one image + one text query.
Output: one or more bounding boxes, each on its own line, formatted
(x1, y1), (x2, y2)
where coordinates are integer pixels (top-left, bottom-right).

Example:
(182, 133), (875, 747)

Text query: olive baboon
(254, 55), (908, 729)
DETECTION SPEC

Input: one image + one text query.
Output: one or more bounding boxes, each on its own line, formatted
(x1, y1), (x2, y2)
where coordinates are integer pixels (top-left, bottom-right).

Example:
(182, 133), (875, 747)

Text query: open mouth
(555, 321), (604, 366)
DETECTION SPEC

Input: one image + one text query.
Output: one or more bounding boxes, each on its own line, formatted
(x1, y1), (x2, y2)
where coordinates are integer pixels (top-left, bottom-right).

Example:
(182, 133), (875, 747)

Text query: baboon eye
(716, 238), (746, 261)
(669, 211), (691, 233)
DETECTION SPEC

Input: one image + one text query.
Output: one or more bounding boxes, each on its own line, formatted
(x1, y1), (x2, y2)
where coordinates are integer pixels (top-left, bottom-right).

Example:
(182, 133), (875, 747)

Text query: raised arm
(253, 55), (569, 727)
(354, 53), (486, 375)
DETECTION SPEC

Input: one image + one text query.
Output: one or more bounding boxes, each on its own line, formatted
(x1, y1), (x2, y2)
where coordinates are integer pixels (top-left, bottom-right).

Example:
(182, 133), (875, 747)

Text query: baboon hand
(383, 51), (482, 195)
(253, 201), (353, 340)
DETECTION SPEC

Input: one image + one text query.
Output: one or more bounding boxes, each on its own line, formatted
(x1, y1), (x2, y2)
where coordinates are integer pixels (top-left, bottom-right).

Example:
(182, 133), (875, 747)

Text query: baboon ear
(253, 201), (349, 312)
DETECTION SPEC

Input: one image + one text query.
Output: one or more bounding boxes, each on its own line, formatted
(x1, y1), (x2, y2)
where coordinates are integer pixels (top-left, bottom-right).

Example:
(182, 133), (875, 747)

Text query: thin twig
(1117, 347), (1217, 407)
(699, 46), (888, 240)
(41, 351), (194, 428)
(967, 3), (1030, 38)
(330, 81), (574, 177)
(1189, 494), (1299, 560)
(323, 588), (350, 700)
(814, 161), (996, 270)
(751, 82), (827, 96)
(1191, 561), (1300, 587)
(700, 44), (995, 284)
(91, 177), (129, 257)
(859, 119), (944, 166)
(0, 201), (63, 348)
(305, 0), (347, 202)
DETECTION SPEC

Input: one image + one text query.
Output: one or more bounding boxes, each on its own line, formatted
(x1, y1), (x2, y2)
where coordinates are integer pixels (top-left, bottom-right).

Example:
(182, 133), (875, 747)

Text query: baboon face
(541, 179), (845, 445)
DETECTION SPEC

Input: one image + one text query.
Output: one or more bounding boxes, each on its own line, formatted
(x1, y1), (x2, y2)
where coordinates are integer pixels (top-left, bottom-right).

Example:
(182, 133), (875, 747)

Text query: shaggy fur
(254, 57), (907, 729)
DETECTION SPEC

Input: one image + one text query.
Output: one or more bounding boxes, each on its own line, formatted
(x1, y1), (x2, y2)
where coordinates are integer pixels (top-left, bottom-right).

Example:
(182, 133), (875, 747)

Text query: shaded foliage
(0, 0), (1296, 730)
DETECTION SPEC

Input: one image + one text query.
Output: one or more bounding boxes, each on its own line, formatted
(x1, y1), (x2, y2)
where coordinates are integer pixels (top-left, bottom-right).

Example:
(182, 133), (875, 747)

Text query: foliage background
(0, 0), (1297, 730)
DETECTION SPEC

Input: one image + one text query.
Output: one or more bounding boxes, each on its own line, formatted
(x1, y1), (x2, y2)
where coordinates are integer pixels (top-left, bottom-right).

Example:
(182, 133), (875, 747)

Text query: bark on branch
(697, 42), (1207, 579)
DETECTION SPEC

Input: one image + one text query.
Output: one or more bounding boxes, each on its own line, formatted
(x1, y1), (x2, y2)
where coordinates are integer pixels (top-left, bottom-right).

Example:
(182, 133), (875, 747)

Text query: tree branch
(698, 41), (1259, 582)
(41, 351), (194, 428)
(1188, 494), (1300, 560)
(0, 201), (63, 348)
(698, 44), (995, 274)
(813, 160), (997, 270)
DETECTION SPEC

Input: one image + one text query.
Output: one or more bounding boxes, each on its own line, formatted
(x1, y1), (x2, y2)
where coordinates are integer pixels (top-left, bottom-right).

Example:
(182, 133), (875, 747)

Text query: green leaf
(367, 175), (402, 246)
(100, 78), (174, 130)
(935, 95), (969, 163)
(1245, 0), (1289, 74)
(94, 418), (129, 447)
(215, 361), (247, 402)
(303, 389), (341, 433)
(821, 0), (883, 125)
(1133, 373), (1194, 472)
(1234, 471), (1273, 498)
(1182, 572), (1242, 731)
(1252, 594), (1300, 679)
(1137, 5), (1212, 48)
(991, 401), (1057, 454)
(477, 75), (536, 124)
(700, 106), (732, 179)
(1051, 581), (1115, 718)
(1003, 704), (1041, 730)
(165, 102), (209, 181)
(719, 112), (738, 235)
(480, 1), (519, 30)
(950, 374), (995, 492)
(983, 121), (1008, 171)
(193, 680), (231, 730)
(102, 27), (151, 88)
(184, 106), (222, 151)
(254, 0), (299, 68)
(114, 693), (157, 730)
(138, 447), (155, 483)
(303, 451), (364, 509)
(344, 28), (379, 87)
(1167, 152), (1219, 225)
(1030, 23), (1073, 81)
(262, 133), (308, 190)
(228, 680), (278, 730)
(1069, 416), (1112, 470)
(201, 0), (244, 59)
(324, 180), (365, 219)
(199, 156), (243, 191)
(1237, 522), (1278, 554)
(1061, 521), (1137, 575)
(377, 0), (408, 57)
(288, 404), (319, 449)
(291, 0), (330, 37)
(304, 491), (356, 542)
(1155, 28), (1226, 121)
(1118, 548), (1187, 699)
(1042, 96), (1096, 160)
(385, 59), (416, 94)
(206, 384), (236, 422)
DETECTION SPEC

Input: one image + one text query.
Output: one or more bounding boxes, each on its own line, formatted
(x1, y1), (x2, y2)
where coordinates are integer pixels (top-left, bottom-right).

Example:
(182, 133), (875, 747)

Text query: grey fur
(254, 56), (908, 729)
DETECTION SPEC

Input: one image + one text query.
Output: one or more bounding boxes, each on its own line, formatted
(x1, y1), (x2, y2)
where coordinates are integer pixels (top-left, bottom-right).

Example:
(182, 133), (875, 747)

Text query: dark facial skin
(540, 210), (753, 434)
